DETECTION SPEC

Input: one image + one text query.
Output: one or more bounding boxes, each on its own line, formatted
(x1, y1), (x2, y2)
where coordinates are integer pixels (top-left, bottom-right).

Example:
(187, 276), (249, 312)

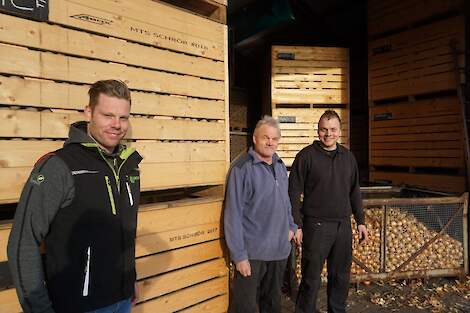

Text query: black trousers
(230, 259), (287, 313)
(295, 219), (352, 313)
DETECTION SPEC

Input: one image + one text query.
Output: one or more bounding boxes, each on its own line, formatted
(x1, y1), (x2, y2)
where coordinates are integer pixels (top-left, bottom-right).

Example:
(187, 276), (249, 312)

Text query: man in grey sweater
(224, 115), (299, 313)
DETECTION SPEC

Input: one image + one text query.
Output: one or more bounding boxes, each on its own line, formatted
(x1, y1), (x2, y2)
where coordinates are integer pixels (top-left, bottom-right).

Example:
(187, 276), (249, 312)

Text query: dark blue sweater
(224, 148), (297, 263)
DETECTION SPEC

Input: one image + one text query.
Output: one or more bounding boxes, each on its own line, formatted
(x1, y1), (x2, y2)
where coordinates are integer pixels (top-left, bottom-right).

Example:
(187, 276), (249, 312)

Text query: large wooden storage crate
(368, 16), (465, 101)
(271, 45), (350, 167)
(0, 0), (229, 312)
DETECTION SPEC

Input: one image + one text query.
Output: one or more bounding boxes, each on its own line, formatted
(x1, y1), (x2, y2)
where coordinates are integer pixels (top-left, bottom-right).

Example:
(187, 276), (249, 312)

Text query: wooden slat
(0, 109), (225, 140)
(369, 171), (466, 193)
(48, 0), (224, 60)
(370, 123), (461, 136)
(370, 96), (460, 117)
(0, 222), (10, 262)
(272, 89), (348, 105)
(370, 157), (463, 168)
(0, 141), (225, 168)
(371, 114), (461, 129)
(133, 276), (227, 313)
(0, 288), (21, 313)
(0, 161), (226, 203)
(179, 294), (228, 313)
(368, 0), (464, 37)
(273, 108), (349, 124)
(0, 13), (224, 80)
(136, 240), (224, 279)
(137, 200), (222, 235)
(0, 44), (224, 100)
(272, 46), (349, 61)
(370, 141), (462, 150)
(136, 258), (227, 302)
(0, 76), (225, 120)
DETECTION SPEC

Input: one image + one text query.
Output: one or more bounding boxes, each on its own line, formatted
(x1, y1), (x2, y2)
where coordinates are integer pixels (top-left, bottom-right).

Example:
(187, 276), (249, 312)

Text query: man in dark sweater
(224, 116), (299, 313)
(8, 80), (142, 313)
(289, 110), (368, 313)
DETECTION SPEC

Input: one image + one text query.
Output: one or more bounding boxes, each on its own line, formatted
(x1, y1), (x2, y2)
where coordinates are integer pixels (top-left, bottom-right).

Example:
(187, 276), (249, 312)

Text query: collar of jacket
(248, 146), (282, 165)
(313, 140), (345, 156)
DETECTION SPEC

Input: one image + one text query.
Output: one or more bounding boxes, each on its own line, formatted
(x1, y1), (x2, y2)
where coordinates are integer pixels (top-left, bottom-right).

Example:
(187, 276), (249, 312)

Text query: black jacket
(288, 141), (364, 228)
(8, 122), (142, 313)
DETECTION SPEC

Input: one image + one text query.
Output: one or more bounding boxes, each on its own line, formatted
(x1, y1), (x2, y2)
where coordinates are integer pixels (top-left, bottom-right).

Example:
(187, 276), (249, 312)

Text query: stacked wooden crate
(368, 0), (466, 193)
(0, 0), (229, 312)
(229, 88), (250, 160)
(271, 45), (350, 166)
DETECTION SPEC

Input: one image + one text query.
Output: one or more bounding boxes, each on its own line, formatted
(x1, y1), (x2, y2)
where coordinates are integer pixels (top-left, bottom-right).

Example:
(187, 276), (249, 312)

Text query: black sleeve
(349, 153), (364, 226)
(288, 151), (308, 228)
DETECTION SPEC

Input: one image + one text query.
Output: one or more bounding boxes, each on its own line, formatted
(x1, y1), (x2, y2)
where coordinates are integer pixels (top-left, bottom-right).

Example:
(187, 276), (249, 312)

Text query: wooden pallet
(368, 16), (465, 101)
(0, 197), (229, 313)
(368, 0), (464, 38)
(271, 46), (349, 105)
(369, 96), (465, 169)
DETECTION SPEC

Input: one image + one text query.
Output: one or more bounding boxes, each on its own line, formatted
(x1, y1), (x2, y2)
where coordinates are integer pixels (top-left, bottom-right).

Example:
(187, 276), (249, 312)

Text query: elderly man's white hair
(254, 115), (281, 136)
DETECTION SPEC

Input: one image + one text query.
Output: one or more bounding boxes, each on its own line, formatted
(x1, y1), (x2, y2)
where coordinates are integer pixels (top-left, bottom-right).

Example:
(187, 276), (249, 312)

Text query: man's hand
(357, 224), (369, 244)
(288, 230), (294, 241)
(294, 228), (303, 245)
(132, 282), (140, 305)
(236, 260), (251, 277)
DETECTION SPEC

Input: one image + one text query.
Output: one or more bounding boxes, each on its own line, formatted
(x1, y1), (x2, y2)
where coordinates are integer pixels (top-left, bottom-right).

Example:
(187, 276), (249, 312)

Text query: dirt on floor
(281, 276), (470, 313)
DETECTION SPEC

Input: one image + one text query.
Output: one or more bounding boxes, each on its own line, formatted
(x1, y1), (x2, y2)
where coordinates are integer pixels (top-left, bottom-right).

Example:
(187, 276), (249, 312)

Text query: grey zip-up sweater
(224, 148), (297, 263)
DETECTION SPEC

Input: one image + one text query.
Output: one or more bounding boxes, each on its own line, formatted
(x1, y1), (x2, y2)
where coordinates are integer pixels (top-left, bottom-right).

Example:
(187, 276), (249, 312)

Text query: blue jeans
(86, 298), (132, 313)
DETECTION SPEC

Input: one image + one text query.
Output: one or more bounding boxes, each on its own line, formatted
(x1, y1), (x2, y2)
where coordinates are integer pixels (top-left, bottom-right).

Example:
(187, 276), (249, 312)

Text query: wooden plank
(179, 294), (228, 313)
(273, 81), (347, 89)
(0, 288), (21, 313)
(0, 44), (225, 100)
(368, 0), (464, 37)
(140, 161), (226, 191)
(369, 171), (466, 193)
(272, 46), (349, 61)
(370, 133), (458, 143)
(0, 141), (226, 168)
(157, 0), (227, 24)
(0, 109), (225, 140)
(133, 276), (227, 313)
(371, 149), (463, 158)
(136, 222), (221, 257)
(371, 114), (461, 129)
(136, 240), (224, 279)
(273, 108), (349, 123)
(370, 141), (462, 150)
(0, 222), (11, 262)
(136, 258), (227, 302)
(370, 157), (463, 168)
(0, 161), (226, 203)
(272, 89), (348, 105)
(370, 123), (461, 135)
(137, 200), (222, 235)
(273, 59), (348, 68)
(48, 0), (225, 60)
(0, 76), (225, 120)
(0, 13), (224, 80)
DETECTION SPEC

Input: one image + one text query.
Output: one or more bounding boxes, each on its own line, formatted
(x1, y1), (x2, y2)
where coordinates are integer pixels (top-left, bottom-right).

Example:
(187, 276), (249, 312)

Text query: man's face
(253, 124), (280, 159)
(318, 117), (341, 150)
(84, 94), (131, 153)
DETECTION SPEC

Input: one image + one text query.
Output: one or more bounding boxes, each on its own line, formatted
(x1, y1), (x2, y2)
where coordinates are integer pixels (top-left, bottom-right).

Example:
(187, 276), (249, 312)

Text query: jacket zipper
(105, 176), (117, 215)
(82, 246), (91, 297)
(126, 178), (134, 206)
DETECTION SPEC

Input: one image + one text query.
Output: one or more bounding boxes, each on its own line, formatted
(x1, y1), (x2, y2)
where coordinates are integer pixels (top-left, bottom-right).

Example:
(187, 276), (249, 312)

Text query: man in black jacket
(289, 110), (368, 313)
(8, 80), (142, 313)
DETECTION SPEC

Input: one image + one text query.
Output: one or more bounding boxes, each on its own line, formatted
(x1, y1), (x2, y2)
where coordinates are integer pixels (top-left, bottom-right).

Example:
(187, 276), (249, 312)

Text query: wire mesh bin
(295, 192), (468, 284)
(352, 193), (468, 282)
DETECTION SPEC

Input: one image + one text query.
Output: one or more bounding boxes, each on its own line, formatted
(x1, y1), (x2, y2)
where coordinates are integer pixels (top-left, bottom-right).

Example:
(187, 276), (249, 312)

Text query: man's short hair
(254, 115), (281, 136)
(88, 80), (131, 110)
(319, 110), (341, 125)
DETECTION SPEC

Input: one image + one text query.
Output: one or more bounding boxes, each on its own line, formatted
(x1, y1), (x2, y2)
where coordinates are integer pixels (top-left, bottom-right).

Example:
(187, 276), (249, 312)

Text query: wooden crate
(274, 108), (350, 167)
(368, 0), (464, 38)
(369, 96), (465, 170)
(271, 46), (349, 105)
(368, 16), (465, 101)
(0, 0), (230, 204)
(0, 197), (229, 313)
